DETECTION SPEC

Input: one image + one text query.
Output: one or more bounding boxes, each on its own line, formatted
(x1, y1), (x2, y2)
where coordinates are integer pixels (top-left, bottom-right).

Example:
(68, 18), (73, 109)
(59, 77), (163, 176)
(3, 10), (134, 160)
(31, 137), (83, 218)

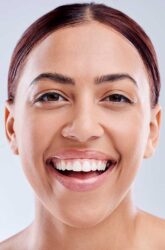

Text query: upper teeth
(53, 159), (107, 172)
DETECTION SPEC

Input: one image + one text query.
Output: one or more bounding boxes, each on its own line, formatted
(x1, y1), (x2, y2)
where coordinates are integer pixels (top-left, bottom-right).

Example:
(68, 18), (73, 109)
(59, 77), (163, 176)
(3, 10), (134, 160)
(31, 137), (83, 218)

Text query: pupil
(46, 93), (59, 101)
(111, 94), (121, 102)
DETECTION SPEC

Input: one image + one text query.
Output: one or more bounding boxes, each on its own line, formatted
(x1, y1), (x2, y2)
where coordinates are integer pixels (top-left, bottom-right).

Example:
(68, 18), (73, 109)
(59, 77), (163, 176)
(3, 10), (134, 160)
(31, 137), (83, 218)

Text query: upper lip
(46, 149), (117, 162)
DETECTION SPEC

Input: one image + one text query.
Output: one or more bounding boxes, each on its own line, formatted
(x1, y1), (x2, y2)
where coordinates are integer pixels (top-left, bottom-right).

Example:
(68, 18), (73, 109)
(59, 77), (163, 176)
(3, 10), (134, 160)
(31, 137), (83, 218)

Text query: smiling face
(5, 21), (161, 228)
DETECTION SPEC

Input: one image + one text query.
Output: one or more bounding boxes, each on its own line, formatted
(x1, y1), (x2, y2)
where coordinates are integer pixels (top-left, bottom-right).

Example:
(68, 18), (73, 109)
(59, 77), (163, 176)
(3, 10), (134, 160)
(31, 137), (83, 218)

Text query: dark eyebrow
(30, 72), (75, 85)
(95, 73), (137, 86)
(30, 72), (137, 87)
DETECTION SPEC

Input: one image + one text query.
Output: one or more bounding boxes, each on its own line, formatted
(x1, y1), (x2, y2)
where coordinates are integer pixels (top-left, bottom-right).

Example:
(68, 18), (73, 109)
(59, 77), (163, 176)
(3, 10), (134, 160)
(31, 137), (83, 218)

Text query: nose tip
(61, 119), (104, 143)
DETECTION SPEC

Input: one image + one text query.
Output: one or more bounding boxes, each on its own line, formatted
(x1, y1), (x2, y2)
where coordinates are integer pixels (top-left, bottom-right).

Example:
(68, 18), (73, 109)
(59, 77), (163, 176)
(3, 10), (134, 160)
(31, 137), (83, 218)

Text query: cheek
(16, 109), (64, 155)
(117, 120), (143, 153)
(117, 113), (149, 179)
(14, 109), (65, 188)
(101, 111), (150, 204)
(106, 110), (149, 168)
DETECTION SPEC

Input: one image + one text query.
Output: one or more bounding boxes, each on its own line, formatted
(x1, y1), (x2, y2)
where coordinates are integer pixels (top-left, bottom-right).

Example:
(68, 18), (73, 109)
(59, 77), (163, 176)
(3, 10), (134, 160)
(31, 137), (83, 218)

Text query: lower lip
(47, 163), (116, 192)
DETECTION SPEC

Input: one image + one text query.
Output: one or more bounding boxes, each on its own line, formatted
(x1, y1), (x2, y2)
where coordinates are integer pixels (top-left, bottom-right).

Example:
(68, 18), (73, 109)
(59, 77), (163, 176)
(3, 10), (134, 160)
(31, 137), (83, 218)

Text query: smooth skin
(1, 21), (165, 250)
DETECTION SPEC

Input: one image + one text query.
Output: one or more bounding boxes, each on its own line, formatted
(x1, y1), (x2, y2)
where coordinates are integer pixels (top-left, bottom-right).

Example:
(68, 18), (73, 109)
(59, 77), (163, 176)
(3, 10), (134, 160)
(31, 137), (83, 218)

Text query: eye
(35, 92), (68, 103)
(102, 93), (133, 104)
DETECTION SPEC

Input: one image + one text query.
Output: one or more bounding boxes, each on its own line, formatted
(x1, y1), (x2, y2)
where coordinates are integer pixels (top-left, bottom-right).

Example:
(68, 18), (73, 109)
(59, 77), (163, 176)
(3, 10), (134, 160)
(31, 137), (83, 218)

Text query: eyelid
(33, 90), (69, 103)
(101, 90), (136, 104)
(104, 94), (131, 102)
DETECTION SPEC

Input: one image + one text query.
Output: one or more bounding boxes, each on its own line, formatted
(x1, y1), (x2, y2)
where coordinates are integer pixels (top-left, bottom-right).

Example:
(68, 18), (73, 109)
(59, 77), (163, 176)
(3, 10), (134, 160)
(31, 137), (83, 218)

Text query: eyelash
(35, 92), (133, 104)
(101, 93), (133, 104)
(35, 92), (68, 103)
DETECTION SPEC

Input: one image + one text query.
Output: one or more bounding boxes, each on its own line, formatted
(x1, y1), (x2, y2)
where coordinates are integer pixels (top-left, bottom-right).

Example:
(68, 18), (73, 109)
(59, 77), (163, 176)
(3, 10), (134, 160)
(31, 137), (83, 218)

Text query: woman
(1, 3), (165, 249)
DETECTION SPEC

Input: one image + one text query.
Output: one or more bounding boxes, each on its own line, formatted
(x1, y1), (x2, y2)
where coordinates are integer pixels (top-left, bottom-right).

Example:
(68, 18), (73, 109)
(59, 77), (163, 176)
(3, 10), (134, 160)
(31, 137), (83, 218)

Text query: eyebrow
(30, 72), (137, 87)
(95, 73), (137, 86)
(30, 72), (75, 85)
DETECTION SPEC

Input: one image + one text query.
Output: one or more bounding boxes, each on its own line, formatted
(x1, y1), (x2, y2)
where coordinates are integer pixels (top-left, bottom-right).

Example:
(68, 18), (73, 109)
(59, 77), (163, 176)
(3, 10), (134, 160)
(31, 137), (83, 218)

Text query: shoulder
(0, 237), (16, 250)
(0, 226), (31, 250)
(135, 209), (165, 249)
(0, 232), (24, 250)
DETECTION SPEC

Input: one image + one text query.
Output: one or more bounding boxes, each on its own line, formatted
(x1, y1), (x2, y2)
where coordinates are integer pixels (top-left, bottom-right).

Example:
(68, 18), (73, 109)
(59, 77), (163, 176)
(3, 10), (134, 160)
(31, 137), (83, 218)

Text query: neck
(28, 192), (137, 250)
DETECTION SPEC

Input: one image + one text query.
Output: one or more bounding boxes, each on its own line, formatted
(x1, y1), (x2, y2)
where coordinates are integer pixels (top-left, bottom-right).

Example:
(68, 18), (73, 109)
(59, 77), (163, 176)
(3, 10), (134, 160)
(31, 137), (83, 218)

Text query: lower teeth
(57, 170), (105, 176)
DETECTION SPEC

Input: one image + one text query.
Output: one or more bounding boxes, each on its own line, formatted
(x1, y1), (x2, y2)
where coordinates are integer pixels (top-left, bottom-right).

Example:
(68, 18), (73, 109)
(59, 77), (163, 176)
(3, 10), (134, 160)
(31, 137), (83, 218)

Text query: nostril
(61, 130), (103, 143)
(62, 133), (79, 141)
(61, 126), (77, 140)
(66, 135), (78, 140)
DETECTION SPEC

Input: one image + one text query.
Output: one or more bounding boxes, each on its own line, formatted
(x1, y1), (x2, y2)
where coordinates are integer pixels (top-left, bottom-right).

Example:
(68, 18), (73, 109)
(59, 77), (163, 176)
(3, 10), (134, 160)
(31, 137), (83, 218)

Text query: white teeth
(66, 162), (72, 171)
(73, 161), (82, 172)
(82, 160), (91, 172)
(54, 159), (107, 172)
(91, 161), (97, 171)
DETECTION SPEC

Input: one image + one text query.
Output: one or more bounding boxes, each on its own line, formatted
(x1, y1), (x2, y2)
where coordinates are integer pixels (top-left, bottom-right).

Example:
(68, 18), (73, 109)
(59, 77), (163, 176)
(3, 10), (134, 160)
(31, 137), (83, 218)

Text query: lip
(46, 149), (118, 192)
(46, 149), (115, 161)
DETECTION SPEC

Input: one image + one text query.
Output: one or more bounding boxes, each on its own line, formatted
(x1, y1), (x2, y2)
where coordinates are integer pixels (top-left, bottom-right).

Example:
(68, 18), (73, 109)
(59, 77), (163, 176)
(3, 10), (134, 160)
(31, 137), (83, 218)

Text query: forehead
(19, 21), (148, 86)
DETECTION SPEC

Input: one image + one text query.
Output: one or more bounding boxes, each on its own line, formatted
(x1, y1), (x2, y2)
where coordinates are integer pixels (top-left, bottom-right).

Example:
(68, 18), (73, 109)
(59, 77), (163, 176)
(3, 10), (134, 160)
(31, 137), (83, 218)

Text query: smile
(46, 150), (118, 192)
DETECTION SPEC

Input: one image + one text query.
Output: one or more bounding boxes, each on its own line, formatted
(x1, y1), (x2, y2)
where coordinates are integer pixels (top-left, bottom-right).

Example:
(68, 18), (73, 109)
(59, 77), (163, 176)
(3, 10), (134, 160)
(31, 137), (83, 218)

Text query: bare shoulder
(0, 226), (31, 250)
(135, 209), (165, 249)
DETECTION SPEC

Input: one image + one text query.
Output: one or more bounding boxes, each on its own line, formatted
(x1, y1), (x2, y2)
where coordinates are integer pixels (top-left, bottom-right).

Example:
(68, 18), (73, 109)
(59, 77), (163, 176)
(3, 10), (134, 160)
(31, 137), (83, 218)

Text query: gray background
(0, 0), (164, 241)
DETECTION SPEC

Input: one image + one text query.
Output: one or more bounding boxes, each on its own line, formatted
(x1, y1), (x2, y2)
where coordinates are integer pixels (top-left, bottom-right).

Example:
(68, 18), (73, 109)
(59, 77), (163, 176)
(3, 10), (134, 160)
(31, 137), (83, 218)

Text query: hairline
(8, 3), (159, 108)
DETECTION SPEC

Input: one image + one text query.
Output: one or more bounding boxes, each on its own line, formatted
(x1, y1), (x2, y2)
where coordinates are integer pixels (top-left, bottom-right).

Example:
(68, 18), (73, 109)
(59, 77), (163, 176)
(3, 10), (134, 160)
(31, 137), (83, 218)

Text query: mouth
(45, 150), (118, 192)
(46, 158), (117, 178)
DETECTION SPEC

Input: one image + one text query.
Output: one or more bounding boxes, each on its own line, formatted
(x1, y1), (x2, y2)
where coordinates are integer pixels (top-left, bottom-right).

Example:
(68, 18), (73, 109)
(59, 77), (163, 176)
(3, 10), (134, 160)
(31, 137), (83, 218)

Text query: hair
(8, 2), (160, 107)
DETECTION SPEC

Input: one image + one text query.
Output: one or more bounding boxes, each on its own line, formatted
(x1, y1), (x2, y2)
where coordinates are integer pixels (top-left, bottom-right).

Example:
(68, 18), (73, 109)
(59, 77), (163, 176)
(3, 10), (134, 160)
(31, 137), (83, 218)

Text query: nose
(61, 109), (104, 143)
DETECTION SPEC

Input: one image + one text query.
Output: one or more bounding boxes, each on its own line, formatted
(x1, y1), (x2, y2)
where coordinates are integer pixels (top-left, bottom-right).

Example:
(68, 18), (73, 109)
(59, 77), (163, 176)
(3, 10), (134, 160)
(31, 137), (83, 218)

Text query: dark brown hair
(8, 3), (160, 107)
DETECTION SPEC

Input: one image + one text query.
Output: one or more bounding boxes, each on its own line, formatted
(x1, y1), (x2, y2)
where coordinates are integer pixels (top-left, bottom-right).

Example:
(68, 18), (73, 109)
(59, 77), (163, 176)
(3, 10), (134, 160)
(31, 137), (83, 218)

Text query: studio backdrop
(0, 0), (165, 241)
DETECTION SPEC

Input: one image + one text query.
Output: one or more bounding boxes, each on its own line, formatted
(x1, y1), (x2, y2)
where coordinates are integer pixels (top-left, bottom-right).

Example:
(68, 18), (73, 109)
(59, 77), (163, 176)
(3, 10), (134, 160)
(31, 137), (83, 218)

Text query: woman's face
(6, 21), (160, 228)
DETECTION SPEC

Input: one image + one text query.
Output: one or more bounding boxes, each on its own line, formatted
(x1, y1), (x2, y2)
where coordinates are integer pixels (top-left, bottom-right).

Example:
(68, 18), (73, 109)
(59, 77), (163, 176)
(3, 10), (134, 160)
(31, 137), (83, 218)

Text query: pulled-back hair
(8, 3), (160, 107)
